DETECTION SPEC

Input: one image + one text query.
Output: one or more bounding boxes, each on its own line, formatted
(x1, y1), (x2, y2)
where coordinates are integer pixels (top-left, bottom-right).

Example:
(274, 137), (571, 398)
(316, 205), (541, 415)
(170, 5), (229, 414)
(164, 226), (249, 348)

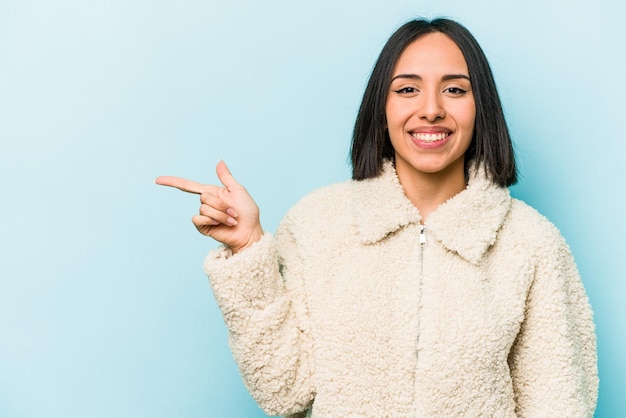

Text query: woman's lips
(408, 129), (452, 149)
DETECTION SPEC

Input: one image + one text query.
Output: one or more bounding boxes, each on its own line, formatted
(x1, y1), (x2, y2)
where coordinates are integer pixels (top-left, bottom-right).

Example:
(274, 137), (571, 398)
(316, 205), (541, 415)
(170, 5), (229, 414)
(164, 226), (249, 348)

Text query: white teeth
(412, 132), (448, 142)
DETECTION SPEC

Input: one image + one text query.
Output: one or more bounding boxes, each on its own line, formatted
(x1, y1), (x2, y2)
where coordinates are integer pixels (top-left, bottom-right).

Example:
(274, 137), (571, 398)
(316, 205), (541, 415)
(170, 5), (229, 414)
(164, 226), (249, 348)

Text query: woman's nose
(418, 91), (445, 122)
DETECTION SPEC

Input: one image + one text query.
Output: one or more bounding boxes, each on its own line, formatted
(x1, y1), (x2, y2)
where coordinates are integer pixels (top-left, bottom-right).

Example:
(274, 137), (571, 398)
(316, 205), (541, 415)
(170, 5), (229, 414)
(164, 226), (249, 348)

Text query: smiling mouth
(411, 132), (449, 142)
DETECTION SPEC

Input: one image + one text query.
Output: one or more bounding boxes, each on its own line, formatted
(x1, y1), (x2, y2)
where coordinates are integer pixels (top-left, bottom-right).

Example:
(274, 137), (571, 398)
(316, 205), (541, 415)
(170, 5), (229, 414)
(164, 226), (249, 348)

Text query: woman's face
(385, 32), (476, 181)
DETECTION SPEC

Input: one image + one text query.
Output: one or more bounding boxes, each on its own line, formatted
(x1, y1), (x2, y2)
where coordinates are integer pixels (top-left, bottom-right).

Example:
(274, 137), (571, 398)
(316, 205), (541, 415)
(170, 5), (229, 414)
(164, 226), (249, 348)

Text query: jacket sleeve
(508, 232), (598, 417)
(203, 225), (315, 417)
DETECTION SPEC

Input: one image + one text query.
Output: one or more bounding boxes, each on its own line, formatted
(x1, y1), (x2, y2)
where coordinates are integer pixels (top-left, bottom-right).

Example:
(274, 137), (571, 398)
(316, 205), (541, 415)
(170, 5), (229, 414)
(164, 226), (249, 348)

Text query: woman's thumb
(216, 160), (239, 191)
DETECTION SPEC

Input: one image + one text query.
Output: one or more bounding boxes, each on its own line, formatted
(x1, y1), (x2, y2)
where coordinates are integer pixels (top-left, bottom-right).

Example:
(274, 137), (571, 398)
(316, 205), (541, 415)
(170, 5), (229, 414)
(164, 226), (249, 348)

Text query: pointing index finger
(154, 176), (217, 195)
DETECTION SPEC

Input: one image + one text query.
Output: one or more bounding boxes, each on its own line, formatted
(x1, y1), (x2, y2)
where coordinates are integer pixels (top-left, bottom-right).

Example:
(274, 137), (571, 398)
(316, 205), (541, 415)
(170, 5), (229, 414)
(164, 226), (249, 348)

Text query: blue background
(1, 0), (623, 416)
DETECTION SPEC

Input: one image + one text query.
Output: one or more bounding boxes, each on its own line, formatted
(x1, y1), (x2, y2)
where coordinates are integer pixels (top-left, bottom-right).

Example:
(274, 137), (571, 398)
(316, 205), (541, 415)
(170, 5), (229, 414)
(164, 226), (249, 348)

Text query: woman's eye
(394, 87), (418, 94)
(445, 87), (468, 95)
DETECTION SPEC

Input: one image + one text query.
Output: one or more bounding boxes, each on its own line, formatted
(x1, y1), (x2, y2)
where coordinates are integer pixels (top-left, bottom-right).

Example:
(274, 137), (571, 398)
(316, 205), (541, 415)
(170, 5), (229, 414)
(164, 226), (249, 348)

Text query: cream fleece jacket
(204, 162), (598, 417)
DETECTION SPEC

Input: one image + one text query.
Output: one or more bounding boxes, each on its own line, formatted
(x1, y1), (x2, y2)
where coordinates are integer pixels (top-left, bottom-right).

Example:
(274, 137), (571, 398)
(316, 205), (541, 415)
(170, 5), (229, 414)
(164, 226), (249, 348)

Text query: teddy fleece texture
(203, 162), (598, 418)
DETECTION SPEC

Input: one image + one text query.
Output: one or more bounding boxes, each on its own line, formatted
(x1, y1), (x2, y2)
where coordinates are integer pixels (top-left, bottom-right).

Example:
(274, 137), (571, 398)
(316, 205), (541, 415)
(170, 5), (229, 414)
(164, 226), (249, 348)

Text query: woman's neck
(395, 161), (467, 223)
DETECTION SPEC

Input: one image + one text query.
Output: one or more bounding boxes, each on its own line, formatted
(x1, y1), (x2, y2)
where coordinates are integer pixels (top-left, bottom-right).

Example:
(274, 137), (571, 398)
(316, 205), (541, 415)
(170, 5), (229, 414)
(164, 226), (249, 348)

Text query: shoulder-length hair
(350, 18), (517, 187)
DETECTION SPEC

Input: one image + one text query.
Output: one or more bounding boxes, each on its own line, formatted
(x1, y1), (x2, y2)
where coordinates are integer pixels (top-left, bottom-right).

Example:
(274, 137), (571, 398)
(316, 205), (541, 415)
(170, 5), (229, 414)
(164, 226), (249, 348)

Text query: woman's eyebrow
(391, 74), (422, 82)
(390, 73), (471, 82)
(442, 74), (471, 81)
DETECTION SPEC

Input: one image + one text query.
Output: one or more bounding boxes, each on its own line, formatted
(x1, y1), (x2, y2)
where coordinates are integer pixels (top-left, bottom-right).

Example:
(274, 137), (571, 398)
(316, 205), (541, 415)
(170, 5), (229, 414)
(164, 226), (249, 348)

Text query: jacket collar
(352, 161), (512, 264)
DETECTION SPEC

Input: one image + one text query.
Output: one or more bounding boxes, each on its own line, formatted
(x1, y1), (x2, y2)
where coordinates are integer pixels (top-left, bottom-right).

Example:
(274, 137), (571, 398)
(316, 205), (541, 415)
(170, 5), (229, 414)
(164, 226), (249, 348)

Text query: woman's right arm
(156, 162), (315, 416)
(204, 224), (315, 416)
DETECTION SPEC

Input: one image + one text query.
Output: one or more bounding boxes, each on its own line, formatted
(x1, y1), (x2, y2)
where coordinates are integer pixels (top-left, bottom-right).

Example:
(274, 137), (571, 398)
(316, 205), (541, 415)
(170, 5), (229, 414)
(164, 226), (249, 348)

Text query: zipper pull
(419, 225), (427, 246)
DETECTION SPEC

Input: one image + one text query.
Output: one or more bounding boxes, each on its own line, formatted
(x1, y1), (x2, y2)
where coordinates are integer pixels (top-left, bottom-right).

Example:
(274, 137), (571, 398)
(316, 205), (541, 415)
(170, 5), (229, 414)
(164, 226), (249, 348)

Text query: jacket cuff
(203, 233), (283, 313)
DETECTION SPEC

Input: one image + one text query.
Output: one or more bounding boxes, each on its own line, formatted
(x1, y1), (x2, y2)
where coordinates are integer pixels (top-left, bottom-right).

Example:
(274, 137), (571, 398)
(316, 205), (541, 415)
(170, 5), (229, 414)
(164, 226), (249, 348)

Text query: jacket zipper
(414, 224), (427, 417)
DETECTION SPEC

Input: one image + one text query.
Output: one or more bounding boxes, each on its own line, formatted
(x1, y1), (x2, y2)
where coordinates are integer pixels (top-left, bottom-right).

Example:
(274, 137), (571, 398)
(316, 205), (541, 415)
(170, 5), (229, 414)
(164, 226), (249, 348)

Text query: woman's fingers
(154, 176), (220, 195)
(215, 160), (240, 191)
(200, 192), (238, 222)
(200, 191), (236, 215)
(192, 214), (220, 228)
(155, 161), (243, 197)
(199, 202), (238, 226)
(156, 161), (264, 251)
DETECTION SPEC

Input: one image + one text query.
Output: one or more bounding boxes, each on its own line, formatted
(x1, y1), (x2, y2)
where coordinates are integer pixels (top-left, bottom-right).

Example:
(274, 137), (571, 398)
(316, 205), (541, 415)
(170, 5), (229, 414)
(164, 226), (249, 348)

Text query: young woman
(156, 18), (598, 417)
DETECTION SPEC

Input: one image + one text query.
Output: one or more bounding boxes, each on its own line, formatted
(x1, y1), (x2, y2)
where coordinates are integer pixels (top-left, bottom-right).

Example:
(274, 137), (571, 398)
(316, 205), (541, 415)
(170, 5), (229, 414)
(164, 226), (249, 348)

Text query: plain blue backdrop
(1, 0), (623, 416)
